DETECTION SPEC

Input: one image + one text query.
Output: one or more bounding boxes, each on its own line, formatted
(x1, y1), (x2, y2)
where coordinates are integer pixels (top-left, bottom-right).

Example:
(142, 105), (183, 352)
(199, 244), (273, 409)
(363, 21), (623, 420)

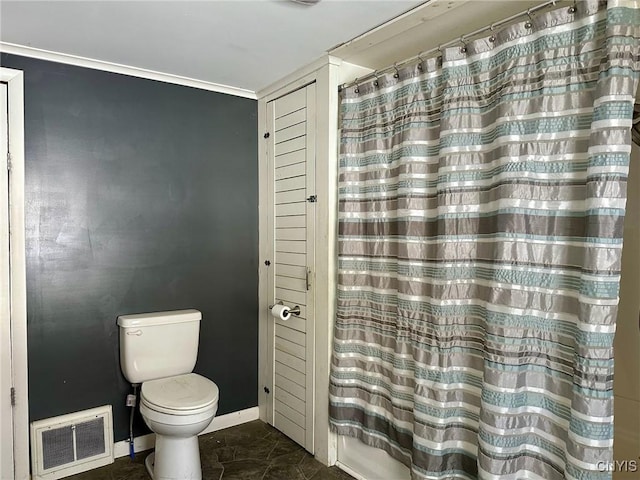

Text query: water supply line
(127, 384), (139, 459)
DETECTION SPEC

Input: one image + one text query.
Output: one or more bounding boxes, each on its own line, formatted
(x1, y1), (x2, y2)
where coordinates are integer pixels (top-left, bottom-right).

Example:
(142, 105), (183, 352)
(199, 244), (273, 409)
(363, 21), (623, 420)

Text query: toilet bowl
(139, 373), (219, 480)
(117, 309), (219, 480)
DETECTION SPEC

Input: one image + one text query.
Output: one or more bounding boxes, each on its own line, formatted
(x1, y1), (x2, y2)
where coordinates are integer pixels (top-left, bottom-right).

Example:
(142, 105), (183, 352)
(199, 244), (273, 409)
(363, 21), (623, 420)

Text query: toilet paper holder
(268, 301), (301, 316)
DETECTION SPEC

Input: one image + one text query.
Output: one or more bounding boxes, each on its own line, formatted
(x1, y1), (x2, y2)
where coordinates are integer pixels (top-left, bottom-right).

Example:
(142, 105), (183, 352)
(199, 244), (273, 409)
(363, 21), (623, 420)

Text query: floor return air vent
(30, 405), (114, 479)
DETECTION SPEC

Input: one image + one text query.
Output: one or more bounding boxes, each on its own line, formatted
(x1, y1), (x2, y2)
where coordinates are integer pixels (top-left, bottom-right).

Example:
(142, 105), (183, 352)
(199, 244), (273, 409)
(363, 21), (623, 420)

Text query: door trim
(1, 67), (28, 480)
(303, 83), (317, 451)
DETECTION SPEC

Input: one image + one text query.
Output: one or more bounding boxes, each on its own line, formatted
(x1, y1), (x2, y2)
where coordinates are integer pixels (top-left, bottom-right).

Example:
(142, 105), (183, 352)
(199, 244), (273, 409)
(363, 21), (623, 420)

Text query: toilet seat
(141, 373), (218, 416)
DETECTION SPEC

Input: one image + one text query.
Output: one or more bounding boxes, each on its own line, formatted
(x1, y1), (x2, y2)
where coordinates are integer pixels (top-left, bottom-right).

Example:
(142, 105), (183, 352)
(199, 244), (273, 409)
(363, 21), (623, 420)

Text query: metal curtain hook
(489, 23), (496, 43)
(373, 71), (379, 87)
(436, 45), (444, 66)
(417, 52), (424, 71)
(354, 78), (360, 94)
(524, 9), (534, 29)
(460, 36), (467, 54)
(569, 1), (577, 14)
(393, 63), (400, 79)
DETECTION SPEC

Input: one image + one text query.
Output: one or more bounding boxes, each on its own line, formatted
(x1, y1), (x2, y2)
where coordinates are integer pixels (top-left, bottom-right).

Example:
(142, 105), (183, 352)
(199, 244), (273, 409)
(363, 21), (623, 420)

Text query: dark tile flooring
(69, 420), (355, 480)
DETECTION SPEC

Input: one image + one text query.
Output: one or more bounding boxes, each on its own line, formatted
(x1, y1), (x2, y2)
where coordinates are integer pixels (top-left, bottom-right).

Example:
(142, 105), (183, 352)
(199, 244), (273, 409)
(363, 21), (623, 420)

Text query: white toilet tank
(117, 309), (202, 384)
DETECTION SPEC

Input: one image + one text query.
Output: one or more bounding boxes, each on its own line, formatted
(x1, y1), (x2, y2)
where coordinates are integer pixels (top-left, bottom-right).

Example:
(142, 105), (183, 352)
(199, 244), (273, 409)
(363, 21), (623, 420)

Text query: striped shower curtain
(329, 1), (639, 479)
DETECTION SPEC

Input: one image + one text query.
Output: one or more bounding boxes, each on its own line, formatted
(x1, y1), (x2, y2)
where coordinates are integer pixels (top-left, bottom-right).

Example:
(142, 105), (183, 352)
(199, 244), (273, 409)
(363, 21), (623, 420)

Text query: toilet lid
(141, 373), (218, 412)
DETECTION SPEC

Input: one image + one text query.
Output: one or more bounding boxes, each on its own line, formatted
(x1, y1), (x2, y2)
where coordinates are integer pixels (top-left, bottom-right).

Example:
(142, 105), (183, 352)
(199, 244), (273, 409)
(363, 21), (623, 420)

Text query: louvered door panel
(276, 288), (306, 306)
(266, 83), (316, 452)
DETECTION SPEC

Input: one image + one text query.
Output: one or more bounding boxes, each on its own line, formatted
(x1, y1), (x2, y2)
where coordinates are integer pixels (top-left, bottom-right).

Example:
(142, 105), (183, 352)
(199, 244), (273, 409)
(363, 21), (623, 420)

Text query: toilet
(117, 309), (219, 480)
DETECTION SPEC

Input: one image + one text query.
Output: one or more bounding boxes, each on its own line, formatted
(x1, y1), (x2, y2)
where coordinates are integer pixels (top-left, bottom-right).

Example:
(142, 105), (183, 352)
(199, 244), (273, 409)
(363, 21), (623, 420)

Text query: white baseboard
(200, 406), (260, 436)
(113, 432), (155, 460)
(113, 406), (259, 459)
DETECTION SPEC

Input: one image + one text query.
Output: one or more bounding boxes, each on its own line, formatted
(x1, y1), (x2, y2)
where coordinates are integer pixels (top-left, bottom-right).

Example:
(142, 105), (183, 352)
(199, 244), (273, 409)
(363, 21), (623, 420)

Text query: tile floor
(69, 420), (355, 480)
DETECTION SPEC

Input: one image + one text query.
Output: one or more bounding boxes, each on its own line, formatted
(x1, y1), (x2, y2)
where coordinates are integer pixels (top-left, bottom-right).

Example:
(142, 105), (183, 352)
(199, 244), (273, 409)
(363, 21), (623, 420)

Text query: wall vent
(30, 405), (114, 479)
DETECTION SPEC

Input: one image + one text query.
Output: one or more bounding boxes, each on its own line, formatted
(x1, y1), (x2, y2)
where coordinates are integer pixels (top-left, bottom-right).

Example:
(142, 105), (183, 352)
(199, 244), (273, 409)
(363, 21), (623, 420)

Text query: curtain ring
(488, 24), (496, 43)
(416, 52), (424, 71)
(354, 78), (360, 94)
(524, 9), (534, 29)
(373, 71), (379, 87)
(393, 63), (400, 79)
(459, 36), (467, 54)
(568, 1), (577, 14)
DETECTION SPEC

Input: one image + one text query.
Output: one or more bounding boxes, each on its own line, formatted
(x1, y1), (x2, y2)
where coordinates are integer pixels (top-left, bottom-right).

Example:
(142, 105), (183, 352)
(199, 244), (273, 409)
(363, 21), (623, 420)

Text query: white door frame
(1, 67), (29, 480)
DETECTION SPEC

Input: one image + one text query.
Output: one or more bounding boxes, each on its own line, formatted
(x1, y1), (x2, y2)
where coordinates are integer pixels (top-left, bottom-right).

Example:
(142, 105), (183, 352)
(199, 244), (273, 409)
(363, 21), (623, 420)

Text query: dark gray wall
(1, 54), (258, 441)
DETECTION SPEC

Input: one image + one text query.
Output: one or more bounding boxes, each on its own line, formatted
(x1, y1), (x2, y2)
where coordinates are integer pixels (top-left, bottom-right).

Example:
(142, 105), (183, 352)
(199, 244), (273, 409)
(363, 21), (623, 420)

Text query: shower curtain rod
(340, 0), (568, 91)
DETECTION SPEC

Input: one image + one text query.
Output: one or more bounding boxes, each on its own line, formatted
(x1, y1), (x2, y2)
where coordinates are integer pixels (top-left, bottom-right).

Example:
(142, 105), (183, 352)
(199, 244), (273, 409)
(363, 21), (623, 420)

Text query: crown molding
(0, 42), (257, 100)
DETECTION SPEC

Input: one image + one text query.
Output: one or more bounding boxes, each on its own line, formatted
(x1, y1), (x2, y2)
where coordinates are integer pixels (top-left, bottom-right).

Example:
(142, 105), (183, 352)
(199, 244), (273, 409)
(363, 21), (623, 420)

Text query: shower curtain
(329, 1), (640, 479)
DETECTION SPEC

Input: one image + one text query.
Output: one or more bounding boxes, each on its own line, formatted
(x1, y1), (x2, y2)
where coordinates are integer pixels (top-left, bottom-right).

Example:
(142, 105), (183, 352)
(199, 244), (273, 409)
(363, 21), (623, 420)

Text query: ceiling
(0, 0), (424, 93)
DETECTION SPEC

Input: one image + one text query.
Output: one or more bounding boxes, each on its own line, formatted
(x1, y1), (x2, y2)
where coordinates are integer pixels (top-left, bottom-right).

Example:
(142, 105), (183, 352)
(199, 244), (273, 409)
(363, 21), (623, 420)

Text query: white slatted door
(265, 84), (316, 452)
(0, 82), (14, 480)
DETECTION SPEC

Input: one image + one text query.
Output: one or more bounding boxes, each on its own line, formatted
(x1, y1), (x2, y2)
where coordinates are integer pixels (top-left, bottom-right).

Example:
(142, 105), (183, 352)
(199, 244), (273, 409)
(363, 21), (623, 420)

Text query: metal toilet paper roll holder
(268, 300), (301, 316)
